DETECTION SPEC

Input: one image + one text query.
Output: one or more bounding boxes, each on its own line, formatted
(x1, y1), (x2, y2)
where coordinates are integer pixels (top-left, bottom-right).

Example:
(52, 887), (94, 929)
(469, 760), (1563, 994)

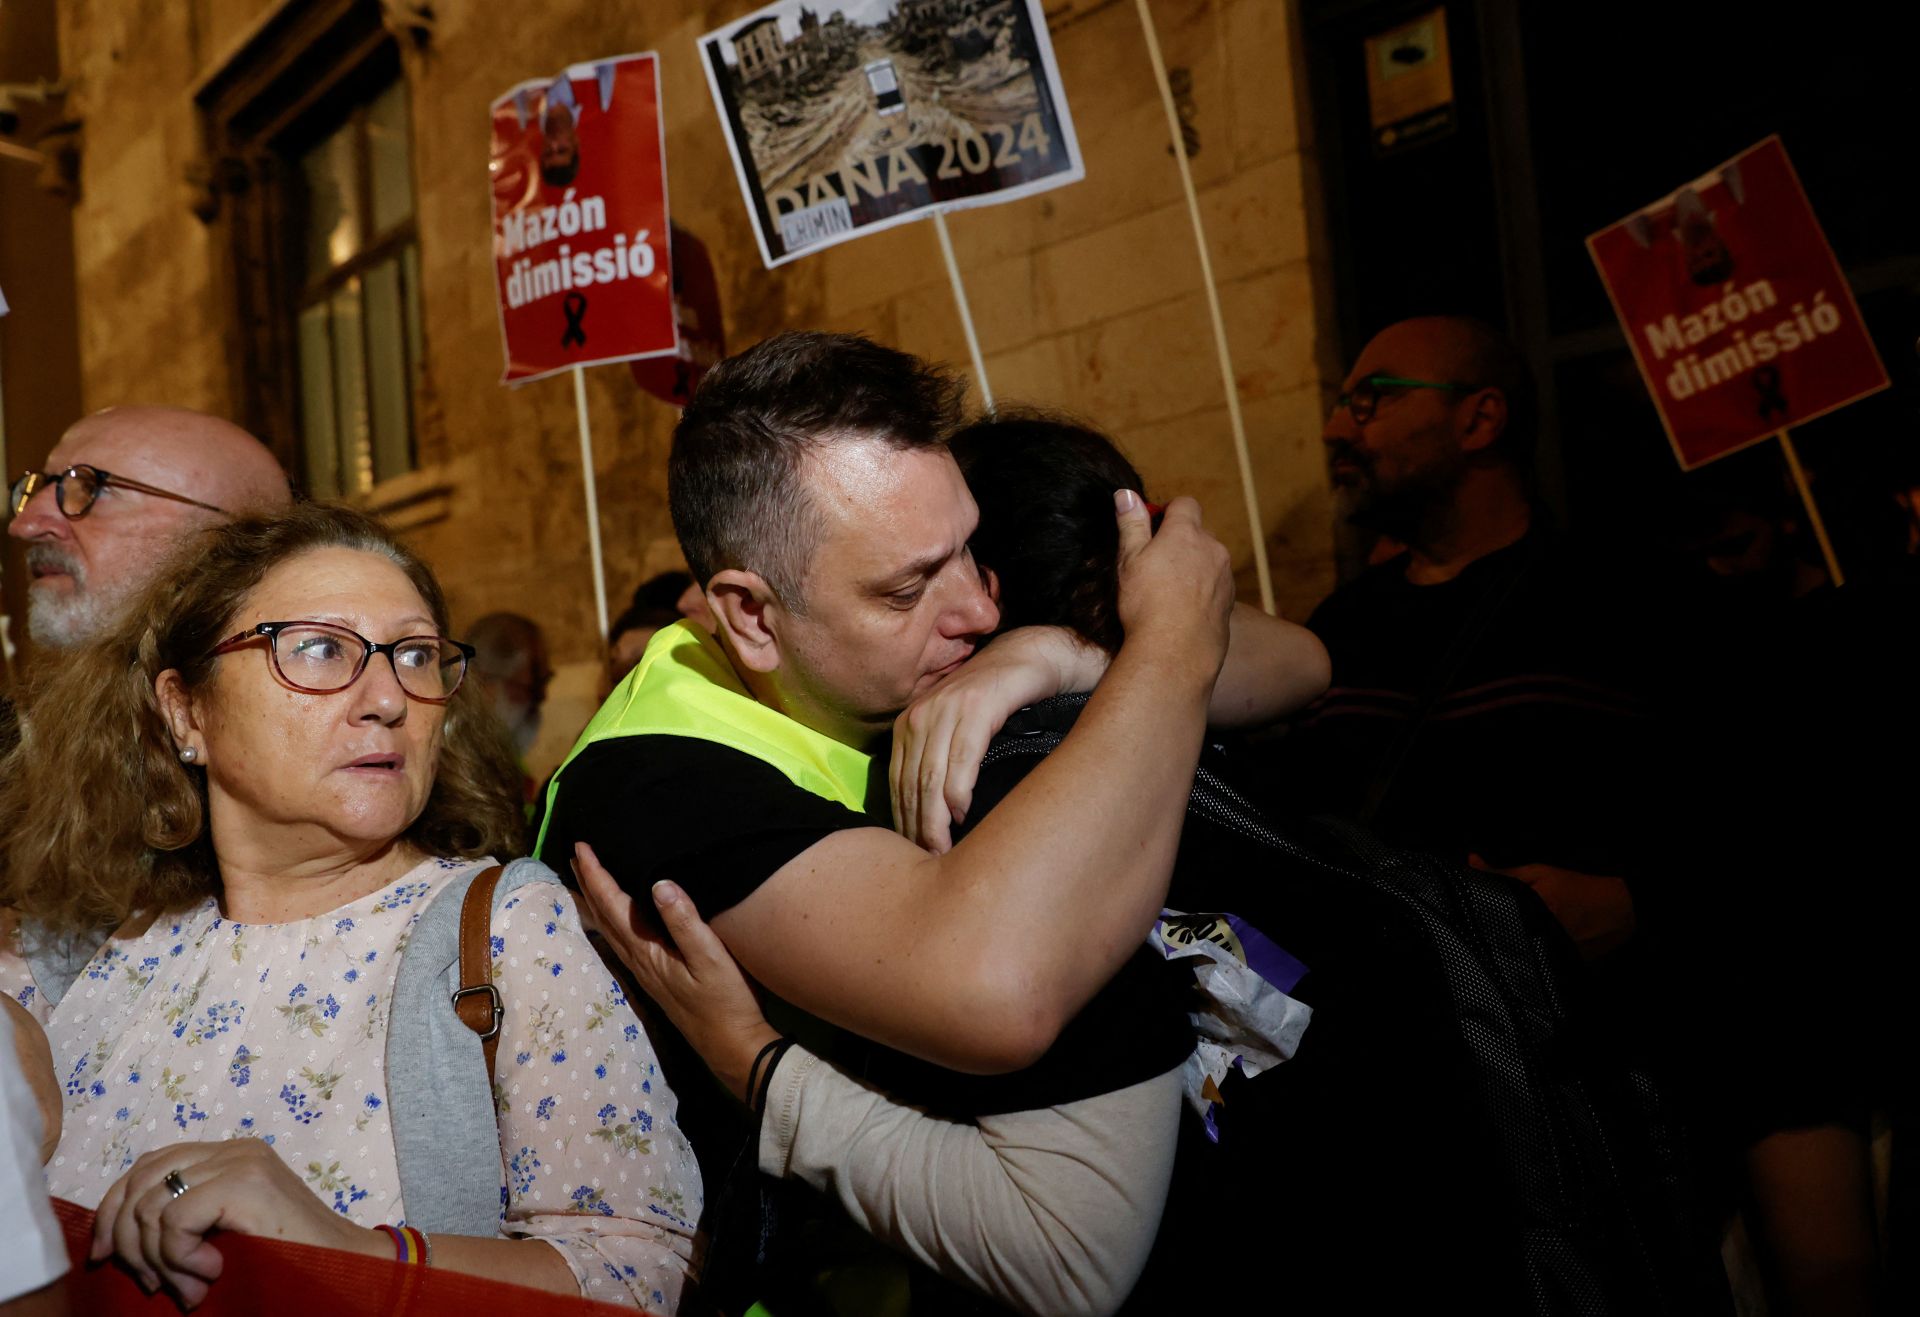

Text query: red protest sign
(1587, 136), (1888, 470)
(629, 225), (726, 408)
(490, 53), (677, 385)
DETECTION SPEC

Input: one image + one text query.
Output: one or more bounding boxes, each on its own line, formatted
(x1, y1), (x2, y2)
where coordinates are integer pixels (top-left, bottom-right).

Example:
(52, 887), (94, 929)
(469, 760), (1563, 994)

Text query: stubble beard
(1341, 459), (1465, 546)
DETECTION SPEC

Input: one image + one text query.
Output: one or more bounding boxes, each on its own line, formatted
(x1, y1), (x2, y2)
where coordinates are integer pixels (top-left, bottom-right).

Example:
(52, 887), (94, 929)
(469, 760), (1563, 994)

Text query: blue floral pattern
(0, 856), (700, 1312)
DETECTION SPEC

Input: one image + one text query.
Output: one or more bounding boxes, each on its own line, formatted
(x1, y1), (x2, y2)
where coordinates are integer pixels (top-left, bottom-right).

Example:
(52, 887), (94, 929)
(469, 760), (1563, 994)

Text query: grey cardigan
(24, 856), (556, 1236)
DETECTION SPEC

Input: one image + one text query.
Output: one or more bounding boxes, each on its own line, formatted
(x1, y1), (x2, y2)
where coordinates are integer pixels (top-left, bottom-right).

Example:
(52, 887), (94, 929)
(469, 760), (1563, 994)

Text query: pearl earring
(179, 747), (198, 764)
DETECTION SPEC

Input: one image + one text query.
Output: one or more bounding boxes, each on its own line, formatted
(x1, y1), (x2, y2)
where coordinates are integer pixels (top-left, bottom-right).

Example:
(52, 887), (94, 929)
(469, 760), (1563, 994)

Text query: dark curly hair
(0, 503), (527, 935)
(949, 411), (1146, 656)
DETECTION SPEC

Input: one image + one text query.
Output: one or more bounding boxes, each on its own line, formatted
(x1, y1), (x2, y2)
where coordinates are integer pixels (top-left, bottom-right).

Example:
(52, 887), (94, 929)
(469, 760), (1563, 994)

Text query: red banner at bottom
(49, 1198), (648, 1315)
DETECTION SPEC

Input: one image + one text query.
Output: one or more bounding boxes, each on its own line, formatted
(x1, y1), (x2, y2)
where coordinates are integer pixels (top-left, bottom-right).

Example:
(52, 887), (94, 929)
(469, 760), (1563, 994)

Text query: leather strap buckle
(450, 983), (504, 1041)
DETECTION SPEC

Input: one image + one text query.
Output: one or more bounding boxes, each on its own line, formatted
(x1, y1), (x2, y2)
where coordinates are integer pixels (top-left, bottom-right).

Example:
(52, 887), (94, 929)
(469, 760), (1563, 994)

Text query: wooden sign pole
(1776, 430), (1844, 588)
(1134, 0), (1275, 614)
(933, 209), (994, 413)
(572, 365), (612, 641)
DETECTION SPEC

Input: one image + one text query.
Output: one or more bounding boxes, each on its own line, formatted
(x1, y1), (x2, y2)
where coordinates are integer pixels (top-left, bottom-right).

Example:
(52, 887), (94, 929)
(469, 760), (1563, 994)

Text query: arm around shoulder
(1210, 603), (1330, 727)
(724, 498), (1233, 1074)
(714, 826), (1063, 1074)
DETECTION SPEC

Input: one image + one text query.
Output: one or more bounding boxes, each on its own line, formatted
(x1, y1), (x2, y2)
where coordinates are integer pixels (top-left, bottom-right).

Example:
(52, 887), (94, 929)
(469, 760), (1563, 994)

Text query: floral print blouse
(0, 855), (701, 1312)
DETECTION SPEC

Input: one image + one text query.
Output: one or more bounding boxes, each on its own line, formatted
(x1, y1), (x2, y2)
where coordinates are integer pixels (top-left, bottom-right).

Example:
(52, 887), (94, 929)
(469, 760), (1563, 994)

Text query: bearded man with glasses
(7, 405), (291, 651)
(1257, 314), (1722, 978)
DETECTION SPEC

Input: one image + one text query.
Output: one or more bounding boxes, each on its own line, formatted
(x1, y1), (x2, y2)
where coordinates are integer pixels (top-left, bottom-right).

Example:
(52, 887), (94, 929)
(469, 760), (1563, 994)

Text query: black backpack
(982, 698), (1731, 1316)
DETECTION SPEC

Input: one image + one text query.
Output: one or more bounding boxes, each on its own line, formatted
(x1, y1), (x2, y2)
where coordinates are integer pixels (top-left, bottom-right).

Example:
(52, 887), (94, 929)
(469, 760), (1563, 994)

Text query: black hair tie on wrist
(751, 1039), (797, 1119)
(744, 1036), (787, 1111)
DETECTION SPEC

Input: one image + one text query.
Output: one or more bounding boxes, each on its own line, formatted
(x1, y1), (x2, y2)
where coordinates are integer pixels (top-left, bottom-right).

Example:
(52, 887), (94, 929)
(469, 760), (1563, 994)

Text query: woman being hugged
(0, 504), (700, 1312)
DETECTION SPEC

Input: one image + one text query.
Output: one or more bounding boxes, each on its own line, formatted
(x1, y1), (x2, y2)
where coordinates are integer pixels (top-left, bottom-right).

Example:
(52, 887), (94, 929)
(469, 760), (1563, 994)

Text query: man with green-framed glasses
(7, 405), (291, 650)
(1322, 334), (1527, 555)
(1270, 315), (1658, 963)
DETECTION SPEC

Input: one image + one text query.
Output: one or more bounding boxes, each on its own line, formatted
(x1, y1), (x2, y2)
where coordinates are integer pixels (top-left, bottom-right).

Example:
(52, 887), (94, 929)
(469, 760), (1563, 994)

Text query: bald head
(8, 406), (292, 648)
(1362, 317), (1536, 461)
(63, 406), (293, 515)
(1324, 317), (1537, 540)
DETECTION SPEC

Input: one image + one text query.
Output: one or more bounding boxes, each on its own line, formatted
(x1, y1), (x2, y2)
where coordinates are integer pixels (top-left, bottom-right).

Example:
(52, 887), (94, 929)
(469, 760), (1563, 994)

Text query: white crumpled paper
(1148, 910), (1313, 1141)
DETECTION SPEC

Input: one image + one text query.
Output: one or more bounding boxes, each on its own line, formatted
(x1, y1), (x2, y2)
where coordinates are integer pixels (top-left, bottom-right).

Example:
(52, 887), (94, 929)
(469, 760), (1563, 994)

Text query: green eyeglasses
(1333, 375), (1474, 425)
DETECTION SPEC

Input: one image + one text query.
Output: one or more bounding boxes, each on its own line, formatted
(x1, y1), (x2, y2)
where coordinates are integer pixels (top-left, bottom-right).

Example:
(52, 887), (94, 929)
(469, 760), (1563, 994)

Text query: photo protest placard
(700, 0), (1084, 267)
(490, 52), (678, 385)
(1587, 136), (1888, 470)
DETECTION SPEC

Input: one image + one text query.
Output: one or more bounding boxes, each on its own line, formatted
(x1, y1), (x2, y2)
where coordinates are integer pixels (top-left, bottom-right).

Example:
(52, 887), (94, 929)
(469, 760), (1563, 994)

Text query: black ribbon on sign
(1754, 364), (1788, 421)
(561, 292), (588, 348)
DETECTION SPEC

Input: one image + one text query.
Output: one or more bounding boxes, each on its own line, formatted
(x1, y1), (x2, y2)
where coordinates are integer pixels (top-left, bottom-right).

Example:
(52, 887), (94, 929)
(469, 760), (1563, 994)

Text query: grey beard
(25, 581), (114, 649)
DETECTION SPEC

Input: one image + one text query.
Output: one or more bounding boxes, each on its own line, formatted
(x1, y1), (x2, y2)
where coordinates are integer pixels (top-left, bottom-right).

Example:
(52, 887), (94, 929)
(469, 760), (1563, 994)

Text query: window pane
(363, 257), (412, 484)
(368, 79), (414, 235)
(298, 122), (363, 281)
(400, 242), (424, 394)
(297, 303), (339, 499)
(329, 278), (373, 496)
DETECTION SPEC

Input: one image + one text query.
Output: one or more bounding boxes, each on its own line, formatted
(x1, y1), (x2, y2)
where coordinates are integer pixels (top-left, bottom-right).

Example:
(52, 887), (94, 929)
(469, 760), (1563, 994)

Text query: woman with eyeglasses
(0, 503), (700, 1311)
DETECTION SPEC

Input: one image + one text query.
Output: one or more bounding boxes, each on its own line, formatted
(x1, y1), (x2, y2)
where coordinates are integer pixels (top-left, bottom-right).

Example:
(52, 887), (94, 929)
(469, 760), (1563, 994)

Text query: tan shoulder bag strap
(451, 864), (506, 1084)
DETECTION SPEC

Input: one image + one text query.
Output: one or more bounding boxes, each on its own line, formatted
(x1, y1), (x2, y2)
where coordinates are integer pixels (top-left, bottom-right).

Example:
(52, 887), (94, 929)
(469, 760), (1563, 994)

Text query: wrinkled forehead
(242, 545), (437, 628)
(804, 438), (976, 572)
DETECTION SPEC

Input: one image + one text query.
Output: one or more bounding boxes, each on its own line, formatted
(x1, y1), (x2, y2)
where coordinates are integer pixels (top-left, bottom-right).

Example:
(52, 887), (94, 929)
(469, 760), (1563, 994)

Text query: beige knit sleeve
(760, 1048), (1181, 1317)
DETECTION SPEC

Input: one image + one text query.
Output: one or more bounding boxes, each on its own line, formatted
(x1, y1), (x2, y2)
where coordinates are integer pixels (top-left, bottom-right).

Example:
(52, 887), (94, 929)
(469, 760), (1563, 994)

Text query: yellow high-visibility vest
(533, 621), (872, 857)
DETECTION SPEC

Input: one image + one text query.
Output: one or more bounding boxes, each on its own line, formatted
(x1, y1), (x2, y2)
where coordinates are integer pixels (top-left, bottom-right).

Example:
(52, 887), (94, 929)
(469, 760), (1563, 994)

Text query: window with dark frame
(194, 1), (427, 498)
(288, 73), (423, 499)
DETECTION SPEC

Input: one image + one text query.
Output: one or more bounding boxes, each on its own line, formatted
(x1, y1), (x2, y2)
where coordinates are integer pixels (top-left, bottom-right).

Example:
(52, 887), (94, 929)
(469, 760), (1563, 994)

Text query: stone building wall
(53, 0), (1341, 775)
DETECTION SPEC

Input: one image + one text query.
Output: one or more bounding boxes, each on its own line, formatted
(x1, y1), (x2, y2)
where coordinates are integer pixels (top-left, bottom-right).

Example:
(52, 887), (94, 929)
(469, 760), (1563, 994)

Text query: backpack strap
(451, 864), (505, 1083)
(387, 857), (556, 1236)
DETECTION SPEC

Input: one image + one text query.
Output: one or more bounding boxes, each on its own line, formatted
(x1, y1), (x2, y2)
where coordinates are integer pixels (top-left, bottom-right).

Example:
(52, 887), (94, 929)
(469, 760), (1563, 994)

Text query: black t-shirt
(538, 734), (886, 917)
(537, 731), (1194, 1115)
(1252, 529), (1711, 879)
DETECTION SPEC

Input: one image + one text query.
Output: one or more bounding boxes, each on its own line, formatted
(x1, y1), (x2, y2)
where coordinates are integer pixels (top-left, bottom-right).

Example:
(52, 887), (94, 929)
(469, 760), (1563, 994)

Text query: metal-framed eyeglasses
(9, 464), (228, 521)
(211, 621), (475, 704)
(1333, 375), (1476, 425)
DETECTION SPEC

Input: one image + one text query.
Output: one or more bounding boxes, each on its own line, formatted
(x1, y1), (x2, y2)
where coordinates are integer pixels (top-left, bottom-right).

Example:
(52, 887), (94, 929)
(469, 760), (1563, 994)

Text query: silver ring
(164, 1170), (190, 1199)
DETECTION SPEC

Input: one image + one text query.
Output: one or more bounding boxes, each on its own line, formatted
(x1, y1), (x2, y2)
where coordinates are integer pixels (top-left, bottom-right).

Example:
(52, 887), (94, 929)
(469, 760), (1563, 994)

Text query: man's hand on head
(891, 626), (1108, 853)
(1113, 492), (1234, 680)
(891, 493), (1236, 852)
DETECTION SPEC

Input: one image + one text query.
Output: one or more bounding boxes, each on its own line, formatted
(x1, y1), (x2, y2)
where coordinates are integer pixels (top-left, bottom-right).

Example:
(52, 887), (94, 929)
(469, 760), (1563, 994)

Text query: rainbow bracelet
(375, 1222), (431, 1266)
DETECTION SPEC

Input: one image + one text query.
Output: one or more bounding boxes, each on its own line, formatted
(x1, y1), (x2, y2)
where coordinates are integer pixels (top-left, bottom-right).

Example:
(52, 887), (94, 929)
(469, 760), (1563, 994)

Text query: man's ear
(1459, 386), (1509, 456)
(154, 669), (205, 759)
(707, 569), (786, 674)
